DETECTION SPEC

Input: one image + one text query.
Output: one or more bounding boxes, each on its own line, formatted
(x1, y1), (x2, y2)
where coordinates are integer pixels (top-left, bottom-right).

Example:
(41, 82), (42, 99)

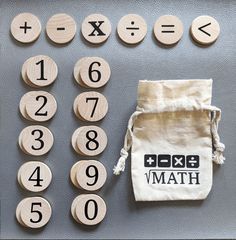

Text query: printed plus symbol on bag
(144, 155), (157, 167)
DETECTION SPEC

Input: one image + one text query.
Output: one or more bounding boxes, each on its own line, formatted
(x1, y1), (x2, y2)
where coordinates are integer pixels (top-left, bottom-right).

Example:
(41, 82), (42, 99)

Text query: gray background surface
(0, 0), (236, 239)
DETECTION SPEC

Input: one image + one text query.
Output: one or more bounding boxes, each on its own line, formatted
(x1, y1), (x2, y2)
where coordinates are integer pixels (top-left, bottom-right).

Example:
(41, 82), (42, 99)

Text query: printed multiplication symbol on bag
(144, 154), (200, 185)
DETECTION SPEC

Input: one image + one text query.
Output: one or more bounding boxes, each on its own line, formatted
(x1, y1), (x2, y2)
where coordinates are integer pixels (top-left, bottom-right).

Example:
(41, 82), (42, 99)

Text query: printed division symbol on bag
(158, 154), (171, 167)
(144, 155), (157, 167)
(186, 155), (199, 168)
(172, 155), (185, 168)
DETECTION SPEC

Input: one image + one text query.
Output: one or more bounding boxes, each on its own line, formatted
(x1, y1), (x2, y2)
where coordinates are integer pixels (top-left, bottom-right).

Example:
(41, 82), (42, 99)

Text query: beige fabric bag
(114, 79), (225, 201)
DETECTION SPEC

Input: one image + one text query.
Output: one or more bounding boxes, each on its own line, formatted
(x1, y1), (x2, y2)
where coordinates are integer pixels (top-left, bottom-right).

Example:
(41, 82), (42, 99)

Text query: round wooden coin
(20, 125), (54, 156)
(76, 160), (107, 191)
(26, 55), (58, 87)
(11, 13), (41, 43)
(190, 15), (220, 45)
(73, 57), (90, 87)
(20, 196), (52, 228)
(79, 57), (111, 88)
(75, 194), (107, 225)
(18, 161), (52, 192)
(76, 126), (107, 156)
(46, 13), (77, 44)
(71, 195), (87, 223)
(16, 198), (31, 227)
(73, 95), (84, 119)
(21, 57), (39, 87)
(154, 15), (184, 45)
(70, 161), (81, 188)
(71, 127), (87, 154)
(76, 91), (108, 122)
(81, 14), (111, 44)
(25, 91), (57, 122)
(117, 14), (147, 44)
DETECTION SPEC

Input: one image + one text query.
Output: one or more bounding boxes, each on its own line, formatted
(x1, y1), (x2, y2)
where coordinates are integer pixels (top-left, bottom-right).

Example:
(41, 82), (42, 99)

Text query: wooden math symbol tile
(16, 197), (52, 228)
(76, 160), (107, 191)
(46, 13), (77, 44)
(70, 160), (107, 191)
(73, 91), (108, 122)
(19, 125), (54, 156)
(190, 15), (220, 45)
(11, 13), (41, 43)
(81, 14), (111, 44)
(117, 14), (147, 44)
(19, 91), (57, 122)
(75, 194), (107, 225)
(154, 15), (184, 45)
(79, 57), (111, 88)
(76, 126), (107, 156)
(26, 55), (58, 87)
(17, 161), (52, 192)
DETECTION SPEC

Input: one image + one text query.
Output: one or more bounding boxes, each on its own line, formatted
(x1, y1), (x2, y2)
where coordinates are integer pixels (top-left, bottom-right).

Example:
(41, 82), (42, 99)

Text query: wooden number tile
(76, 126), (107, 156)
(19, 125), (54, 156)
(70, 161), (81, 188)
(73, 57), (91, 87)
(21, 57), (39, 87)
(46, 13), (77, 44)
(75, 194), (106, 225)
(26, 55), (58, 87)
(117, 14), (147, 44)
(154, 15), (184, 45)
(26, 91), (57, 122)
(74, 91), (108, 122)
(71, 127), (87, 154)
(71, 195), (87, 223)
(11, 13), (41, 43)
(19, 91), (37, 120)
(79, 57), (111, 88)
(190, 15), (220, 45)
(17, 161), (52, 192)
(81, 14), (111, 44)
(17, 197), (52, 228)
(76, 160), (107, 191)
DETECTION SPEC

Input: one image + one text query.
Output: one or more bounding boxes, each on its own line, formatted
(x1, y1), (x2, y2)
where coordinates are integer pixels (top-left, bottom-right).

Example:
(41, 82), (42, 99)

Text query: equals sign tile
(161, 25), (175, 33)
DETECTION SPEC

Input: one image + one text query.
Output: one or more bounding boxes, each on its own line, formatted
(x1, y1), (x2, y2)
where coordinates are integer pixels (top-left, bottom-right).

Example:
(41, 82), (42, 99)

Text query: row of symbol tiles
(16, 194), (107, 228)
(11, 13), (220, 46)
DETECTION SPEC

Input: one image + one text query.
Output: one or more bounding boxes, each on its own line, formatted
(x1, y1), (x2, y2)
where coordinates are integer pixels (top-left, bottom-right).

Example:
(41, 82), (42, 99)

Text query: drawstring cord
(113, 110), (142, 175)
(211, 110), (225, 164)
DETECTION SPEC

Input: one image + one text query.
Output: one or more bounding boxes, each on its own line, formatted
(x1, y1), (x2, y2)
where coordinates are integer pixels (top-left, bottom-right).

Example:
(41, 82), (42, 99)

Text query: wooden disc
(46, 13), (77, 44)
(76, 126), (107, 156)
(70, 161), (81, 188)
(76, 160), (107, 191)
(71, 127), (87, 154)
(16, 198), (31, 227)
(18, 161), (52, 192)
(71, 195), (87, 223)
(26, 55), (58, 87)
(190, 15), (220, 45)
(80, 57), (111, 88)
(20, 196), (52, 228)
(20, 125), (54, 156)
(81, 14), (111, 44)
(73, 95), (85, 119)
(75, 194), (106, 225)
(25, 91), (57, 122)
(154, 15), (184, 45)
(73, 57), (90, 87)
(76, 92), (108, 122)
(11, 13), (41, 43)
(21, 57), (39, 87)
(117, 14), (147, 44)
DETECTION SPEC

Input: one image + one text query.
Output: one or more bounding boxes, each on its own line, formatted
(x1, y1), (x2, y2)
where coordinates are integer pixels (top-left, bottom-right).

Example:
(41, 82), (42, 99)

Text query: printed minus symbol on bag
(144, 154), (200, 169)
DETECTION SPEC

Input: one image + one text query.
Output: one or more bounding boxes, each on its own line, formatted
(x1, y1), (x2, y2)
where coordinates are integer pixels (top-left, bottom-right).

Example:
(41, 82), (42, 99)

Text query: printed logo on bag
(144, 154), (200, 185)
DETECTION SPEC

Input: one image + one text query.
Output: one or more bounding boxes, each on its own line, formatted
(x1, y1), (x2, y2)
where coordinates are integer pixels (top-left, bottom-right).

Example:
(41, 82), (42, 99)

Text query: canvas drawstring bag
(114, 79), (225, 201)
